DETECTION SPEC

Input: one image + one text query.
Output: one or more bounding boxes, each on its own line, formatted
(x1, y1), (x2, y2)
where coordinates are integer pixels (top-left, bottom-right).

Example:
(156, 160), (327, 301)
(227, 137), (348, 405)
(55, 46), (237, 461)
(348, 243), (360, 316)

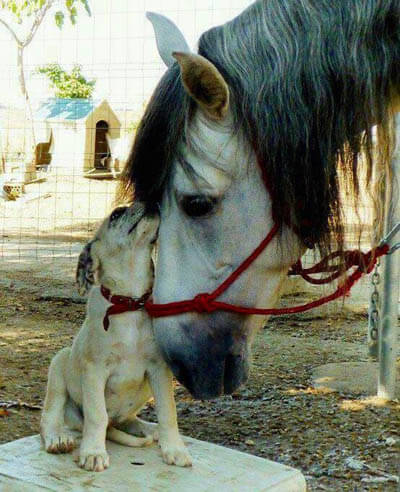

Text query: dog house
(34, 98), (121, 172)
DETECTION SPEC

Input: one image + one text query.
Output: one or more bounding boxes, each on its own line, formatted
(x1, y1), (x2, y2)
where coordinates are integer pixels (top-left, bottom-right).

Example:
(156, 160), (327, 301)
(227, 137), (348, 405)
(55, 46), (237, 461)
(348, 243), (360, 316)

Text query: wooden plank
(0, 435), (306, 491)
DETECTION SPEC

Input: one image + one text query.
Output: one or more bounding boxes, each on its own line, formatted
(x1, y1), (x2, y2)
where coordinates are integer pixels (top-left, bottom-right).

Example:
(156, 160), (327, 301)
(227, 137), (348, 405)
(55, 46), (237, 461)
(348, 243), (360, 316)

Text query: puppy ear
(76, 240), (100, 296)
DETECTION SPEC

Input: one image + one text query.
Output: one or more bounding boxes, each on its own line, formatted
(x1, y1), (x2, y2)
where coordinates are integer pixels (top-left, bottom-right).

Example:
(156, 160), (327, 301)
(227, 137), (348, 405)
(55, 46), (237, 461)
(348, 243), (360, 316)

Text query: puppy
(40, 203), (192, 471)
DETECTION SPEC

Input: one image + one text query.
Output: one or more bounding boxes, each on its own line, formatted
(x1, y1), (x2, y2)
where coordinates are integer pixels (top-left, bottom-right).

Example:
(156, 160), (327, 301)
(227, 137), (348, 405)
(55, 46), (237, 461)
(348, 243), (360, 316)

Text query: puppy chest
(105, 361), (147, 394)
(105, 368), (151, 421)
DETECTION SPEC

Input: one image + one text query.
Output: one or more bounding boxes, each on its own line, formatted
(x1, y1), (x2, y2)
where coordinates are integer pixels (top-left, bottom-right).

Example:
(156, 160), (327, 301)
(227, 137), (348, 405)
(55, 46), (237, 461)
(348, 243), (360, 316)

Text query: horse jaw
(152, 112), (303, 399)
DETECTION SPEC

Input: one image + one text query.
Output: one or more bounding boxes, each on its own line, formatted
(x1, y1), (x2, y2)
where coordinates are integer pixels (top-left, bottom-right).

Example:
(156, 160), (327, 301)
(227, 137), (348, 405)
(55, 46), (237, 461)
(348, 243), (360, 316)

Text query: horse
(118, 0), (400, 400)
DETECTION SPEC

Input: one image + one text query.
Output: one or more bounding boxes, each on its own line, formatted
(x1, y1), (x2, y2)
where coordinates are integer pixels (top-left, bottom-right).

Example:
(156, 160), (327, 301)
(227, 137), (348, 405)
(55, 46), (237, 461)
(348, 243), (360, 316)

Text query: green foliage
(0, 0), (91, 28)
(126, 101), (148, 134)
(37, 63), (95, 99)
(126, 119), (141, 134)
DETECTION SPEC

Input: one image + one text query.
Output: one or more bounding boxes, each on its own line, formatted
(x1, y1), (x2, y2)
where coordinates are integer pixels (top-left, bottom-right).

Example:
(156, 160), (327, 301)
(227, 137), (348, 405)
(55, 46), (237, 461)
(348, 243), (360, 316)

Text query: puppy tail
(106, 426), (154, 447)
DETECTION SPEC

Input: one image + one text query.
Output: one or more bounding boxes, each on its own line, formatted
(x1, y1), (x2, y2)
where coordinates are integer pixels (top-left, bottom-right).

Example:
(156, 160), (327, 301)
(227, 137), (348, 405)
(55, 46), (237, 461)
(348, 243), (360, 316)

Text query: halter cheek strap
(145, 222), (279, 317)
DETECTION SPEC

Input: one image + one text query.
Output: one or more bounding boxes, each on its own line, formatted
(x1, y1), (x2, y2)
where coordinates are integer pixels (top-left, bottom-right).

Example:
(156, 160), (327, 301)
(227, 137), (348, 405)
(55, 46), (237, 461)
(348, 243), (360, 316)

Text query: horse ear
(173, 52), (229, 121)
(76, 240), (100, 296)
(146, 12), (191, 68)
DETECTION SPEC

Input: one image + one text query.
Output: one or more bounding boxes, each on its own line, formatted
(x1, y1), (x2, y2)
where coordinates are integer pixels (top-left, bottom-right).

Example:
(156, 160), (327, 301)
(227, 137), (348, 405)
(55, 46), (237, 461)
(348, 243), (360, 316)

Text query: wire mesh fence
(0, 1), (257, 265)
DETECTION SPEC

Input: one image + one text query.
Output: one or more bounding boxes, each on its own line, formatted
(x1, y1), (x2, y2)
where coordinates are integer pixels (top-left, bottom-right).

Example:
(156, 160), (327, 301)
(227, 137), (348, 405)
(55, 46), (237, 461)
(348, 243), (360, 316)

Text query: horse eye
(180, 195), (217, 218)
(110, 206), (127, 223)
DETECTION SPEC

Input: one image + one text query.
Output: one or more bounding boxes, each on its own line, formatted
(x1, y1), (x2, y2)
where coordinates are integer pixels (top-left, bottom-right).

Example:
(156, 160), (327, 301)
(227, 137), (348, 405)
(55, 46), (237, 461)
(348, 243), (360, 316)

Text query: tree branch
(22, 0), (56, 47)
(0, 17), (22, 45)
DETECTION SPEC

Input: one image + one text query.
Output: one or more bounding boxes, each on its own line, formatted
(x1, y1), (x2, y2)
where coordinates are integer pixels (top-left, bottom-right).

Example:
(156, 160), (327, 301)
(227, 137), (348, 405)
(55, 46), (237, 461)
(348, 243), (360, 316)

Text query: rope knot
(192, 293), (215, 313)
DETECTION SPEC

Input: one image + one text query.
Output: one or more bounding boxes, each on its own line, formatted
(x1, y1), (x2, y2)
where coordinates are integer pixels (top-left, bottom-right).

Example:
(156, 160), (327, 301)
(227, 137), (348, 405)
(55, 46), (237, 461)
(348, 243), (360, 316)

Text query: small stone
(345, 457), (365, 471)
(245, 439), (255, 446)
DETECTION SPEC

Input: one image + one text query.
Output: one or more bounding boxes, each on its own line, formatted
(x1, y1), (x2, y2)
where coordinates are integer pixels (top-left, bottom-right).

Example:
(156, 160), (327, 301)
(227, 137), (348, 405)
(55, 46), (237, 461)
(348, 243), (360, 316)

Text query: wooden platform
(0, 435), (306, 491)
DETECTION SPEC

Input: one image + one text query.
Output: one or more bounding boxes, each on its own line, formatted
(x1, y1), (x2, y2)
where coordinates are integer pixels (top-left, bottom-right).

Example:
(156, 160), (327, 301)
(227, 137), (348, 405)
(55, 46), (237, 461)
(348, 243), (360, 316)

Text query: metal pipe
(368, 128), (386, 358)
(377, 115), (400, 400)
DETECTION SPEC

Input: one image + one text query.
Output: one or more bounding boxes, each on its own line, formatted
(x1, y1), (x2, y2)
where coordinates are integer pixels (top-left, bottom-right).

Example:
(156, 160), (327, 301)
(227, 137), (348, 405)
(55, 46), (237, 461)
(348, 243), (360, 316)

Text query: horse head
(121, 4), (399, 399)
(139, 12), (303, 399)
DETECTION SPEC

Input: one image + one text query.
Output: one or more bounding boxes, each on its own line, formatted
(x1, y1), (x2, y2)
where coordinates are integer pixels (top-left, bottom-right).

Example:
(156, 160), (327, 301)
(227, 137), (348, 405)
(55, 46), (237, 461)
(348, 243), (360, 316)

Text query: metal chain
(368, 258), (381, 341)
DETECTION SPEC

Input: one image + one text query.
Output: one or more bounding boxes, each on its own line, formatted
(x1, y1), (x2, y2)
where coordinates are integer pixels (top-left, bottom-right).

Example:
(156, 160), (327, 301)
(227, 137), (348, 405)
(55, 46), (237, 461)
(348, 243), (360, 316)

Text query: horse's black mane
(120, 0), (400, 254)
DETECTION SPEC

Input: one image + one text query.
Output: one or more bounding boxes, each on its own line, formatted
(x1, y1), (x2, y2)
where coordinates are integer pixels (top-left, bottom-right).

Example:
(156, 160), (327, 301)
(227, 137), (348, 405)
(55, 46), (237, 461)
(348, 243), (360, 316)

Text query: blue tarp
(35, 98), (100, 121)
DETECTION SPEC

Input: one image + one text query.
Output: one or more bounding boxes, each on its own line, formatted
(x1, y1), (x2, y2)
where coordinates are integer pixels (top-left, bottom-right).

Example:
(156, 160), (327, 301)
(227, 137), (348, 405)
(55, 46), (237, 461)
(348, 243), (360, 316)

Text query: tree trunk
(17, 45), (27, 99)
(17, 44), (36, 155)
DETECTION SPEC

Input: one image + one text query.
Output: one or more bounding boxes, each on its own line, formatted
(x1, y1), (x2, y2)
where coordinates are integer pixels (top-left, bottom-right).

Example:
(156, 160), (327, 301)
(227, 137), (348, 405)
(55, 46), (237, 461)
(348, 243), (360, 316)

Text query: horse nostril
(223, 353), (247, 394)
(224, 353), (234, 389)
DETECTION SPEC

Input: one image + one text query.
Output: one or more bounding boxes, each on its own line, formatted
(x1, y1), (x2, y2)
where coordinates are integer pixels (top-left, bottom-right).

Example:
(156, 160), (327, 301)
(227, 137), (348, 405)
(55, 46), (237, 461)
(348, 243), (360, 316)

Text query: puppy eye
(180, 195), (218, 218)
(110, 206), (127, 222)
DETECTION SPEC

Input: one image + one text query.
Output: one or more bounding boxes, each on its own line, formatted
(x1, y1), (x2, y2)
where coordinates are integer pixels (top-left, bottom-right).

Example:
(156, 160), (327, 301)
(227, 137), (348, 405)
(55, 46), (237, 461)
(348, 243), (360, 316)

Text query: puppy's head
(76, 202), (159, 296)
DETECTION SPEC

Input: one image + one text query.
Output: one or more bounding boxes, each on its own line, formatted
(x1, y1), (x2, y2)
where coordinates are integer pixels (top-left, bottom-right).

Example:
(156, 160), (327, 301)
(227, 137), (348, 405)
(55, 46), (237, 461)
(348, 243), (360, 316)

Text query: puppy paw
(161, 443), (192, 467)
(79, 449), (110, 472)
(42, 430), (76, 454)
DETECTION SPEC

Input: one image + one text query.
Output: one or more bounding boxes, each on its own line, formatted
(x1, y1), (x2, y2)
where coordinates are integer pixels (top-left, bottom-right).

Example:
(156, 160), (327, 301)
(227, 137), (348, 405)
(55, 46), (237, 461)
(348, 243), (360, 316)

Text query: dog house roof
(35, 98), (103, 121)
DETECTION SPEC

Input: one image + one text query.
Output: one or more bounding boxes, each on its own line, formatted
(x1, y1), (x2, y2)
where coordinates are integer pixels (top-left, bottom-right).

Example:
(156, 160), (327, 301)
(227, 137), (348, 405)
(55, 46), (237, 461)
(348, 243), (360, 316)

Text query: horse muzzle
(153, 315), (250, 399)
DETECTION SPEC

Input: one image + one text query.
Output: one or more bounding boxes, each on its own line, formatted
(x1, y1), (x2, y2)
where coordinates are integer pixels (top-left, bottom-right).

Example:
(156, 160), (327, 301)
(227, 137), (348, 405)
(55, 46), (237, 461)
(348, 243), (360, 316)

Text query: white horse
(119, 4), (399, 400)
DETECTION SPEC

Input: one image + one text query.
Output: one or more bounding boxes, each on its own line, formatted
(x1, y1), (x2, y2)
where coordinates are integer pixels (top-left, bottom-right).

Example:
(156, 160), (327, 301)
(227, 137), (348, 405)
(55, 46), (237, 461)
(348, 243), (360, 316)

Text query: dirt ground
(1, 174), (118, 238)
(0, 268), (399, 492)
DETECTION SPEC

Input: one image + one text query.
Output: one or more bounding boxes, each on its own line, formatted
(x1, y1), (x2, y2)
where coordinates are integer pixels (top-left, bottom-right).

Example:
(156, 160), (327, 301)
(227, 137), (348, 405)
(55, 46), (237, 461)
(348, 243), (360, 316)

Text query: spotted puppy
(40, 203), (192, 471)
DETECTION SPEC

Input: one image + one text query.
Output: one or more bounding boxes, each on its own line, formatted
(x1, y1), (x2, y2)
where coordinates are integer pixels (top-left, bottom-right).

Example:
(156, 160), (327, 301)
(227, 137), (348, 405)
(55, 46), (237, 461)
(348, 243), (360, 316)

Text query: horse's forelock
(117, 64), (191, 210)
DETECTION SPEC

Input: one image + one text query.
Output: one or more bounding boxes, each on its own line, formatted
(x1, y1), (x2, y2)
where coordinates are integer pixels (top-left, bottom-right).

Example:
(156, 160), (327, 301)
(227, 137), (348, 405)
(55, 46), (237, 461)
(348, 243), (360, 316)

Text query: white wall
(50, 122), (86, 170)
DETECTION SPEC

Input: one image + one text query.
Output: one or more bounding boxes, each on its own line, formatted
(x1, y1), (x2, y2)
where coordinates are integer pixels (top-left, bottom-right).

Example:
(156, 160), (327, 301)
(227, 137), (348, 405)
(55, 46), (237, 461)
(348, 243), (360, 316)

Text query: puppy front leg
(41, 348), (76, 453)
(148, 364), (192, 467)
(79, 364), (110, 472)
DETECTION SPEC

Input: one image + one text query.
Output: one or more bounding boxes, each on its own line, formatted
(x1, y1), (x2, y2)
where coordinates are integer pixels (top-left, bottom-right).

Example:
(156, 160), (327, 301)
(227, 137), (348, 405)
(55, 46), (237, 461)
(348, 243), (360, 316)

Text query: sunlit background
(0, 0), (252, 110)
(0, 0), (375, 281)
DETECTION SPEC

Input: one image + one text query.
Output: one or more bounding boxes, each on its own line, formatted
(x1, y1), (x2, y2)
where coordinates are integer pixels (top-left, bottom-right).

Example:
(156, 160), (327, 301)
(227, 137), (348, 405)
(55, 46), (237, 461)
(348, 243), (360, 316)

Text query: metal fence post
(377, 115), (400, 400)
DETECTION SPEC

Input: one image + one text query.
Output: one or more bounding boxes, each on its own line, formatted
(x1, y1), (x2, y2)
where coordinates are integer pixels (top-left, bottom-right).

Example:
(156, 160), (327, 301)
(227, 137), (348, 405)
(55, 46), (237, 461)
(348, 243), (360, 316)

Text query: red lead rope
(144, 224), (390, 318)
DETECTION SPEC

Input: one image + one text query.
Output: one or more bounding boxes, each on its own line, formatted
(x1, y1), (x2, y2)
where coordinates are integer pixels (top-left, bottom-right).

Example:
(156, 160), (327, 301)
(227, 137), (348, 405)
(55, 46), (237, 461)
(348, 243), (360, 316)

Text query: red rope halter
(100, 239), (389, 326)
(102, 161), (394, 323)
(143, 158), (393, 318)
(144, 230), (389, 318)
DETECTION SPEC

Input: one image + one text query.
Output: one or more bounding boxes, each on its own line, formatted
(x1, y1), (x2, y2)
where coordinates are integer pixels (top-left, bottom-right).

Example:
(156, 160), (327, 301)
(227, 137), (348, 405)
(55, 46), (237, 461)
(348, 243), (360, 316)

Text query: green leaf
(79, 0), (91, 16)
(36, 62), (96, 98)
(69, 5), (77, 24)
(54, 10), (64, 29)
